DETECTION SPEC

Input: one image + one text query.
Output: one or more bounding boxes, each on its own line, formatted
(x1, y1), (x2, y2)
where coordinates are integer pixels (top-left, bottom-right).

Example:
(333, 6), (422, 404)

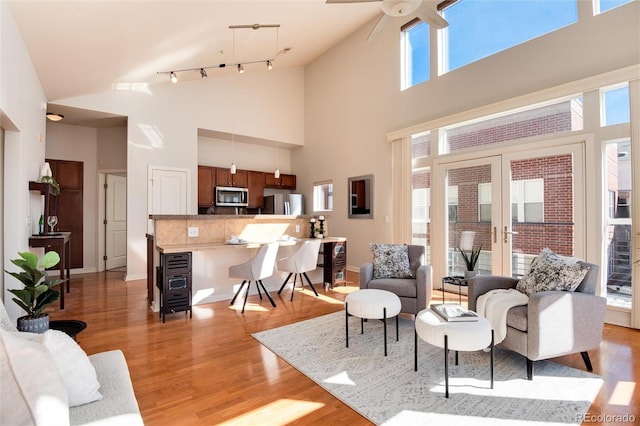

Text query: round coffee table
(49, 320), (87, 341)
(345, 289), (402, 356)
(414, 308), (493, 398)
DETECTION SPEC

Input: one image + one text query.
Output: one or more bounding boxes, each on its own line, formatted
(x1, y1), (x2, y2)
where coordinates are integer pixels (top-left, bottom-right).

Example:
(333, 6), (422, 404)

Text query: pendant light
(230, 29), (238, 175)
(274, 141), (280, 178)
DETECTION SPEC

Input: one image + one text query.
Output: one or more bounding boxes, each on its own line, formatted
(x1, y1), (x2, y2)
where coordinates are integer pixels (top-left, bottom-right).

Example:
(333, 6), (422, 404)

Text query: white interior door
(105, 174), (127, 270)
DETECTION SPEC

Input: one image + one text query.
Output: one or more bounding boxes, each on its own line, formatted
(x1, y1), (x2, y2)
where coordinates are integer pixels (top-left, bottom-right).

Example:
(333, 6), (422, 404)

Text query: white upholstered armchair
(468, 260), (605, 380)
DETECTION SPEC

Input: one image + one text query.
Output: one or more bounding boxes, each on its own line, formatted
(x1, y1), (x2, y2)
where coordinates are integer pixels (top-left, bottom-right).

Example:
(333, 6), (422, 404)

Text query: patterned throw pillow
(516, 248), (590, 297)
(370, 243), (414, 279)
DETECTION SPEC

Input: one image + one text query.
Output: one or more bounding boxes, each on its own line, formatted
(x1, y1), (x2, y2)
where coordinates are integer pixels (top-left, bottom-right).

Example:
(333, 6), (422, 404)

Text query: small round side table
(49, 320), (87, 341)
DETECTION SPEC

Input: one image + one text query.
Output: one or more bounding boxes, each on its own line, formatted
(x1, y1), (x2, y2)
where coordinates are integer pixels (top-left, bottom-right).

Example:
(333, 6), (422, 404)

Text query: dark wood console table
(28, 232), (71, 309)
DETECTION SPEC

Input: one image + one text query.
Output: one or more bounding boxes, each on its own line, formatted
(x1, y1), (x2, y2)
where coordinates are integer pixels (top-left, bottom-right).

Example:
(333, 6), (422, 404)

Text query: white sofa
(0, 301), (143, 425)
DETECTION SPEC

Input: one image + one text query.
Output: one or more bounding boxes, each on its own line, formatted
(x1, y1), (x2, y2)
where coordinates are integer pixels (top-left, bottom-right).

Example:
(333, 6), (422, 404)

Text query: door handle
(504, 226), (518, 243)
(493, 226), (497, 244)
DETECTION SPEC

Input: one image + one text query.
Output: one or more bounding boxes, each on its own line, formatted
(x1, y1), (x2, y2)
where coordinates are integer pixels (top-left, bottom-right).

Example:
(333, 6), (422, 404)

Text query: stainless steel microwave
(215, 186), (249, 207)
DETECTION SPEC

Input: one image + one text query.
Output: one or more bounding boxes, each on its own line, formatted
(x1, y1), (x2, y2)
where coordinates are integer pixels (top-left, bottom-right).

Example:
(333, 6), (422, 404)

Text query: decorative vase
(39, 162), (52, 181)
(316, 234), (324, 239)
(17, 314), (49, 333)
(464, 270), (477, 279)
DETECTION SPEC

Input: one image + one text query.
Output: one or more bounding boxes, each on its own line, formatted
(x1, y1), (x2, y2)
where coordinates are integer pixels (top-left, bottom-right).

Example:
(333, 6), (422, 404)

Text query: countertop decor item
(5, 251), (65, 332)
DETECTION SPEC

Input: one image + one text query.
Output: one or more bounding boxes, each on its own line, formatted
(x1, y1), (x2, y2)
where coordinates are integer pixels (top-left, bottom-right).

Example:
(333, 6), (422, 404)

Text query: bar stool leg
(258, 280), (277, 308)
(230, 281), (247, 305)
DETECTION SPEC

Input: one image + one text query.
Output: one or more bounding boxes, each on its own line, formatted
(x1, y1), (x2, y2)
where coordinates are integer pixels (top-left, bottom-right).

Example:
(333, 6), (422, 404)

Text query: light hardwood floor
(48, 270), (639, 425)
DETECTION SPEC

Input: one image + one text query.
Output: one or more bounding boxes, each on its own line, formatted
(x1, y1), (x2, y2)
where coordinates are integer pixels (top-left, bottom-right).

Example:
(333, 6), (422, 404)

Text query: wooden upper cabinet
(247, 171), (265, 208)
(265, 173), (296, 190)
(198, 166), (214, 207)
(215, 168), (248, 187)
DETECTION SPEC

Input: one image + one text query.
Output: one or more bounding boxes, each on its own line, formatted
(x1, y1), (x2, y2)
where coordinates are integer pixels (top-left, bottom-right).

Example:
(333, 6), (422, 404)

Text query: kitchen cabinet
(198, 166), (215, 207)
(247, 171), (266, 208)
(264, 173), (296, 189)
(216, 168), (248, 188)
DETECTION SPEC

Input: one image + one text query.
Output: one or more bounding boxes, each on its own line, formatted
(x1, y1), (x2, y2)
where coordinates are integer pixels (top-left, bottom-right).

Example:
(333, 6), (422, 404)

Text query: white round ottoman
(414, 308), (494, 398)
(345, 289), (402, 356)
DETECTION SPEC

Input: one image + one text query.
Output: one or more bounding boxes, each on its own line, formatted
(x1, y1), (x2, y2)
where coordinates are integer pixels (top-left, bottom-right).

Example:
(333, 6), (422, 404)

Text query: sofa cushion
(516, 248), (590, 297)
(18, 330), (103, 407)
(366, 278), (417, 298)
(370, 243), (413, 279)
(506, 305), (528, 332)
(0, 329), (70, 426)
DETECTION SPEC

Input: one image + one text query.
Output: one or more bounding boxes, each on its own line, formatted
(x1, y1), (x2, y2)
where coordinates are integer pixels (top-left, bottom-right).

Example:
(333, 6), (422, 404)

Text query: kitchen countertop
(149, 214), (326, 220)
(156, 236), (346, 254)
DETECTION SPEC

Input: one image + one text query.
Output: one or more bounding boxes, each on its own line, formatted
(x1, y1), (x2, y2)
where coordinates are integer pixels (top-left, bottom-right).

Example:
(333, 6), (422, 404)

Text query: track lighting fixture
(237, 64), (244, 74)
(267, 60), (273, 70)
(170, 72), (178, 83)
(200, 68), (207, 79)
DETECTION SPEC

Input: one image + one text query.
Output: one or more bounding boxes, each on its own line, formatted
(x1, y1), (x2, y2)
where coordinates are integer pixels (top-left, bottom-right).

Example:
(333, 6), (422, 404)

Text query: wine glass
(47, 215), (58, 234)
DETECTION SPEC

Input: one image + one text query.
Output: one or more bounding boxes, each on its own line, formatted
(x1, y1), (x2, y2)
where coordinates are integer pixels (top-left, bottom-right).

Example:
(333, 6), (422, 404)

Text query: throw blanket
(476, 289), (529, 344)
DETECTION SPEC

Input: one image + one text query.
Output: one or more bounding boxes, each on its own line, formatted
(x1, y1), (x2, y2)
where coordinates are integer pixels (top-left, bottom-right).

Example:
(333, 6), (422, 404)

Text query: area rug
(252, 312), (603, 426)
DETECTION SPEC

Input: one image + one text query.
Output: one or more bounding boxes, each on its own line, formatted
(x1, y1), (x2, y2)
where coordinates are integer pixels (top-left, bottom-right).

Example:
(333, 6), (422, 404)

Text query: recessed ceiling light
(46, 113), (64, 122)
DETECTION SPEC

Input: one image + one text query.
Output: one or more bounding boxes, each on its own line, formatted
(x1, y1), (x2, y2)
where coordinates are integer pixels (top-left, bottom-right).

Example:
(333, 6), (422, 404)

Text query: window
(478, 183), (491, 222)
(511, 179), (544, 223)
(448, 185), (458, 222)
(443, 97), (583, 153)
(441, 0), (577, 73)
(402, 20), (430, 90)
(313, 181), (333, 212)
(601, 84), (630, 126)
(595, 0), (633, 14)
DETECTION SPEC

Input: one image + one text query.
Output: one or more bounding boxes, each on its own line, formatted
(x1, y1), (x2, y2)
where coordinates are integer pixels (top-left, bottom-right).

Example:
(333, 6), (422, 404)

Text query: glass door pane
(506, 146), (584, 278)
(444, 160), (500, 276)
(604, 140), (632, 308)
(412, 168), (431, 264)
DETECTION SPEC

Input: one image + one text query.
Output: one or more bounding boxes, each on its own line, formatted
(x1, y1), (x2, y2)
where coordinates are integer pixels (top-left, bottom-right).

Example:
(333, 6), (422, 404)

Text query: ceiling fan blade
(416, 3), (448, 28)
(367, 13), (389, 42)
(326, 0), (381, 3)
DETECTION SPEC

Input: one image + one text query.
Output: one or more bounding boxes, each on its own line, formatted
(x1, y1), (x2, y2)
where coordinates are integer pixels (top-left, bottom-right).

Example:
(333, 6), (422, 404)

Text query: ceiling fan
(326, 0), (448, 42)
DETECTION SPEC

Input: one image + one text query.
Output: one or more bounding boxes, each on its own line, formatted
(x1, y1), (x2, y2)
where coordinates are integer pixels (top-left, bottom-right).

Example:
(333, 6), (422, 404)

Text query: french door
(435, 142), (585, 278)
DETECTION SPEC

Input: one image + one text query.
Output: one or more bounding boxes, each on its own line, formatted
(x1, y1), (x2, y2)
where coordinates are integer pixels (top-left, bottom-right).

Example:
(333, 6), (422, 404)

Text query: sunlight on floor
(228, 304), (270, 312)
(216, 399), (324, 425)
(296, 288), (345, 305)
(192, 305), (215, 319)
(331, 285), (360, 295)
(608, 381), (636, 405)
(323, 370), (355, 386)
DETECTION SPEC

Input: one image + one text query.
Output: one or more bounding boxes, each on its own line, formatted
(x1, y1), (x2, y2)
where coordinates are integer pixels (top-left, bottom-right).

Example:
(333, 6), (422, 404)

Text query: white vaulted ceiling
(9, 0), (385, 101)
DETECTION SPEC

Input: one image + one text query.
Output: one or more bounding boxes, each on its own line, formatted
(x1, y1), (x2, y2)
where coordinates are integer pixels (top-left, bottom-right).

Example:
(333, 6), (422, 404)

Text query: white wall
(1, 2), (48, 320)
(301, 1), (640, 268)
(45, 122), (99, 273)
(54, 67), (305, 280)
(97, 127), (127, 171)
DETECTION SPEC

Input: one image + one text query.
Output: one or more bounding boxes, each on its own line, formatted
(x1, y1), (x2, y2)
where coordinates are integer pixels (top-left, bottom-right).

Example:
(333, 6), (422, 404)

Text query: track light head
(267, 60), (273, 70)
(237, 64), (244, 74)
(200, 68), (207, 79)
(170, 72), (178, 83)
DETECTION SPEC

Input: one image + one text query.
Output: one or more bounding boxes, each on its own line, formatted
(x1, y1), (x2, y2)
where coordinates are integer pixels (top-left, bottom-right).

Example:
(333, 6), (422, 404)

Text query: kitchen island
(148, 214), (345, 317)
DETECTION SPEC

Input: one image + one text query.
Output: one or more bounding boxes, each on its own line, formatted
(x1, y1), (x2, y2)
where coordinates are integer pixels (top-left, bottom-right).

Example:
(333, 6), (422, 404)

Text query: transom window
(401, 20), (430, 90)
(601, 83), (630, 126)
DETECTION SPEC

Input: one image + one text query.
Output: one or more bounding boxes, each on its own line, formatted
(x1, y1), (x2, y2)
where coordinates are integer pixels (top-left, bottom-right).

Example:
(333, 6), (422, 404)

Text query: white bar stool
(229, 242), (279, 313)
(276, 239), (322, 301)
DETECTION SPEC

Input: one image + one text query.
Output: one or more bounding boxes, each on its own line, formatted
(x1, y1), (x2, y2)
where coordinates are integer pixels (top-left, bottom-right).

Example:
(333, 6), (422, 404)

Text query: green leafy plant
(459, 246), (482, 271)
(40, 175), (60, 195)
(5, 251), (65, 318)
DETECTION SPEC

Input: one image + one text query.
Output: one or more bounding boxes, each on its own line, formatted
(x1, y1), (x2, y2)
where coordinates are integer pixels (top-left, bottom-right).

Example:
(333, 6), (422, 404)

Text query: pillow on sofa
(516, 248), (590, 297)
(19, 329), (103, 407)
(370, 243), (413, 279)
(0, 329), (70, 426)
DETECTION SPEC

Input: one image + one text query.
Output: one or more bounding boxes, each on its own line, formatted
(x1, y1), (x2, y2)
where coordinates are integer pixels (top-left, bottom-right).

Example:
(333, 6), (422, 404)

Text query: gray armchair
(360, 245), (433, 315)
(468, 261), (605, 380)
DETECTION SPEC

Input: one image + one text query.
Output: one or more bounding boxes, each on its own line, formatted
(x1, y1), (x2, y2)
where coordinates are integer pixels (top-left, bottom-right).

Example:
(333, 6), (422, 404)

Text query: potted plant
(459, 246), (482, 278)
(5, 251), (65, 333)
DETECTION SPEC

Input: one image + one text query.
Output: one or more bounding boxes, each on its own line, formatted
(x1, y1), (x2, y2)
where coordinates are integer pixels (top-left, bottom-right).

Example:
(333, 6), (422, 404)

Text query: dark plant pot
(17, 314), (49, 333)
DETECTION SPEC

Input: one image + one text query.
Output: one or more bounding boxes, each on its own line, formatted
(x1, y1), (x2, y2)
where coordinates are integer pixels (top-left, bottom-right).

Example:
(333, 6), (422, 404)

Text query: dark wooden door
(47, 159), (83, 269)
